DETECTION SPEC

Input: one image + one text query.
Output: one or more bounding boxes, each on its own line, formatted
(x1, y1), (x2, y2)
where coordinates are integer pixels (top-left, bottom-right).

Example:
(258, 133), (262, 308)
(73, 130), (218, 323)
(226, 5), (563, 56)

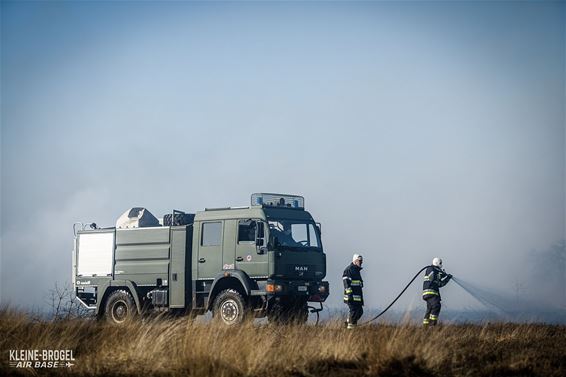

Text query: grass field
(1, 308), (565, 377)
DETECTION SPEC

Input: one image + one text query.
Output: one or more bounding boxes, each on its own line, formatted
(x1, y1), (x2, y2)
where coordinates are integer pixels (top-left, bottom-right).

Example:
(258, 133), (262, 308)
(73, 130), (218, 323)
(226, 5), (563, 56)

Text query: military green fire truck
(72, 193), (329, 325)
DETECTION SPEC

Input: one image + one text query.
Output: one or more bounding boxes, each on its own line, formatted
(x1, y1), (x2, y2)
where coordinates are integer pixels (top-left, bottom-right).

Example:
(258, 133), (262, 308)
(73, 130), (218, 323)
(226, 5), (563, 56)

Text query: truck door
(222, 220), (237, 270)
(197, 221), (224, 279)
(235, 220), (268, 277)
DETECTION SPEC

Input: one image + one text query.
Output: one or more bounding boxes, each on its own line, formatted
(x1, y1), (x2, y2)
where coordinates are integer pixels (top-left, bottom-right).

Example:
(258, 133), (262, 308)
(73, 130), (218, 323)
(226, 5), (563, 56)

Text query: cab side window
(238, 220), (256, 243)
(201, 222), (222, 246)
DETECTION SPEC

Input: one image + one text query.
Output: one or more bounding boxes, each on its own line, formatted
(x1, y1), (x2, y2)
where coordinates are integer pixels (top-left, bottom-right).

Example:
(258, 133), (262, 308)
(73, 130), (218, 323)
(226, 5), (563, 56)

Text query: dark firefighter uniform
(343, 262), (364, 327)
(422, 266), (452, 326)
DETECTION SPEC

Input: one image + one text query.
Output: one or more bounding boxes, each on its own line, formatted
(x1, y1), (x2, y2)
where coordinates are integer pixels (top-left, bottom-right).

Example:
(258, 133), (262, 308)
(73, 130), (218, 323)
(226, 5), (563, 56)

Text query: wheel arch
(97, 280), (141, 317)
(206, 271), (252, 311)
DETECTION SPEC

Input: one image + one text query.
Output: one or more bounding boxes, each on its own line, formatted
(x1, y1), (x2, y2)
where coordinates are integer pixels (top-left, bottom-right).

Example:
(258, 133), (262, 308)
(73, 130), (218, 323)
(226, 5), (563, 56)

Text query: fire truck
(73, 193), (329, 324)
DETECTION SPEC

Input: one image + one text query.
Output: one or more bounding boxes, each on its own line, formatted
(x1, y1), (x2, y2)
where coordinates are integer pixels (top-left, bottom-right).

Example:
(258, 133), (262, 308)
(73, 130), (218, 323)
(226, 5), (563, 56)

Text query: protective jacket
(422, 265), (451, 299)
(343, 263), (364, 305)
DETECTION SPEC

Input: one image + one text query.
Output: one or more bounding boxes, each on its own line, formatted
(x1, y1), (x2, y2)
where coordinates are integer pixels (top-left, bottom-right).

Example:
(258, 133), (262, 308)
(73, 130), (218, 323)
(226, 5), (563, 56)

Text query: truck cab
(193, 194), (328, 323)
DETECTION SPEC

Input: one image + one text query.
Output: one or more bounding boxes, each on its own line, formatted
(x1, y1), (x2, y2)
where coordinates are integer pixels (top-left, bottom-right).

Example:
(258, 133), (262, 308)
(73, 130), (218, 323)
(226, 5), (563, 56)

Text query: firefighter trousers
(423, 296), (441, 325)
(347, 303), (363, 325)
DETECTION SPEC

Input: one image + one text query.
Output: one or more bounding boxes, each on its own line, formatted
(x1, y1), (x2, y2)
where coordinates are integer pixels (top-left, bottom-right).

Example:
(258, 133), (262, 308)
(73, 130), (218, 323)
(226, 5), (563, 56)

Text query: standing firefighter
(343, 254), (364, 329)
(422, 257), (452, 326)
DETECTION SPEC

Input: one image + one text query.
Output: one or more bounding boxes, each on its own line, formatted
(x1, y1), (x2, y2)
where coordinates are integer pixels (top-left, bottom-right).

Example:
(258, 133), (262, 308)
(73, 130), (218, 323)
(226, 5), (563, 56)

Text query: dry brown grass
(1, 308), (565, 377)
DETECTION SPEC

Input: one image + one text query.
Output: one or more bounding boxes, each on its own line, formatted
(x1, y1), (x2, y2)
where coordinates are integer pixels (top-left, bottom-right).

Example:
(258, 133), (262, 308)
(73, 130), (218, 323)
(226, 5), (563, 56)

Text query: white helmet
(353, 253), (363, 262)
(432, 257), (443, 268)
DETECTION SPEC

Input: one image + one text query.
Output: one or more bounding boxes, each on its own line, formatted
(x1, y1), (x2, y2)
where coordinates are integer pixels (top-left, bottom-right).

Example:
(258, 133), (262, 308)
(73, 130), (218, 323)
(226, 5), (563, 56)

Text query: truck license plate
(298, 286), (307, 292)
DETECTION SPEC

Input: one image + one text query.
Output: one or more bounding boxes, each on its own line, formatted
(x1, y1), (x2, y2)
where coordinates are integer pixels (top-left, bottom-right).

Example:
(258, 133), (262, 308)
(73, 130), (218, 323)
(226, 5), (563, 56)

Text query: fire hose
(359, 265), (430, 325)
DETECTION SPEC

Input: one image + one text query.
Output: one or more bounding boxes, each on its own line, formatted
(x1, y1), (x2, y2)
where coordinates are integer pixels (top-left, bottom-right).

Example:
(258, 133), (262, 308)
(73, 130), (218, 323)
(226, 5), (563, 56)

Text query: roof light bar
(251, 193), (304, 209)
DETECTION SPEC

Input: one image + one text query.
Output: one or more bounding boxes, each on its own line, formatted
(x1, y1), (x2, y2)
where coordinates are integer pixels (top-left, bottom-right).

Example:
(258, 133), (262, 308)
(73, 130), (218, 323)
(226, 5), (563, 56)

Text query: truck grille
(286, 264), (315, 278)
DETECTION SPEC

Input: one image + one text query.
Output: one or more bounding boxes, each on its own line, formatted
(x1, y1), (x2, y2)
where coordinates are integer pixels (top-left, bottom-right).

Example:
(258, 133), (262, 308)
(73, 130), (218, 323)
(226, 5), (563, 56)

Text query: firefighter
(343, 253), (364, 329)
(422, 257), (452, 326)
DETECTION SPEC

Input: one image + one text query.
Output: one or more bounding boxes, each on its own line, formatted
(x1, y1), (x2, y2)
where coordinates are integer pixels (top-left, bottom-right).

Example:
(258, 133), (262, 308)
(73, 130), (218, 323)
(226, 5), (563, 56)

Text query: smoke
(443, 241), (566, 322)
(1, 2), (564, 320)
(527, 240), (566, 308)
(0, 187), (113, 309)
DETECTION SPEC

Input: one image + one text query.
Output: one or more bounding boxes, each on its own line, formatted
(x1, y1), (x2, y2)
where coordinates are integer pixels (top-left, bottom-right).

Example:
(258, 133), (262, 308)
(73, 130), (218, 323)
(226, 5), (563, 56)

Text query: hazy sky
(1, 1), (565, 314)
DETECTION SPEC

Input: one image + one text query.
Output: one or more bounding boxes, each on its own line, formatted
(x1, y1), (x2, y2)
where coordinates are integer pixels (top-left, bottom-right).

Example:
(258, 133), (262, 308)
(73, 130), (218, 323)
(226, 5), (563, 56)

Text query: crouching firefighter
(422, 257), (452, 326)
(343, 254), (364, 329)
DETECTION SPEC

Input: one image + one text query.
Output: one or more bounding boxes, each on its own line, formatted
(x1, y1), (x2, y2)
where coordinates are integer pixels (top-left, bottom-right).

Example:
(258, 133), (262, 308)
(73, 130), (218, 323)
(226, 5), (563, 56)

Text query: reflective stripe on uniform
(422, 289), (439, 296)
(429, 314), (438, 320)
(423, 319), (430, 324)
(344, 295), (350, 302)
(352, 295), (362, 302)
(343, 276), (351, 281)
(351, 280), (362, 286)
(344, 288), (353, 294)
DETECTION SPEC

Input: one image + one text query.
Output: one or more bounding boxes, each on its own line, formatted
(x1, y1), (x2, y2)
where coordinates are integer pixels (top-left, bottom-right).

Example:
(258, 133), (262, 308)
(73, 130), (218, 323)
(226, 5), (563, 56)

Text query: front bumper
(265, 279), (329, 302)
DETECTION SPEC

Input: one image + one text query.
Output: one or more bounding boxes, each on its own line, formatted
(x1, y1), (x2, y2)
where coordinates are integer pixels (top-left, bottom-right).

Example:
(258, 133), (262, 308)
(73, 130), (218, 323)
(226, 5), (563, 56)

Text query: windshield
(268, 219), (321, 251)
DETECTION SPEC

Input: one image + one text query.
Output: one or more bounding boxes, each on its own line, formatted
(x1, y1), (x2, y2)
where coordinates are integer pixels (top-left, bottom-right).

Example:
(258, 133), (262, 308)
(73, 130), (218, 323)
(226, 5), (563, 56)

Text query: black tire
(268, 300), (308, 325)
(104, 290), (137, 324)
(293, 302), (309, 324)
(212, 289), (247, 326)
(267, 303), (285, 324)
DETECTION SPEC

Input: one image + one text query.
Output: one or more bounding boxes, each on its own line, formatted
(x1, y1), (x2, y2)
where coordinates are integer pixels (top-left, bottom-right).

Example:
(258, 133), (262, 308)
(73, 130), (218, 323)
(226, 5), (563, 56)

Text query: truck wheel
(268, 301), (308, 325)
(267, 303), (285, 324)
(105, 290), (137, 324)
(292, 302), (309, 324)
(213, 289), (247, 325)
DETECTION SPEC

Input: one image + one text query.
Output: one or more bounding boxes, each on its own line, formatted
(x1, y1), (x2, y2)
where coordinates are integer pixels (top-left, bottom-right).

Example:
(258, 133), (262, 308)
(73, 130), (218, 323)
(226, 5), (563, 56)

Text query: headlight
(266, 283), (284, 293)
